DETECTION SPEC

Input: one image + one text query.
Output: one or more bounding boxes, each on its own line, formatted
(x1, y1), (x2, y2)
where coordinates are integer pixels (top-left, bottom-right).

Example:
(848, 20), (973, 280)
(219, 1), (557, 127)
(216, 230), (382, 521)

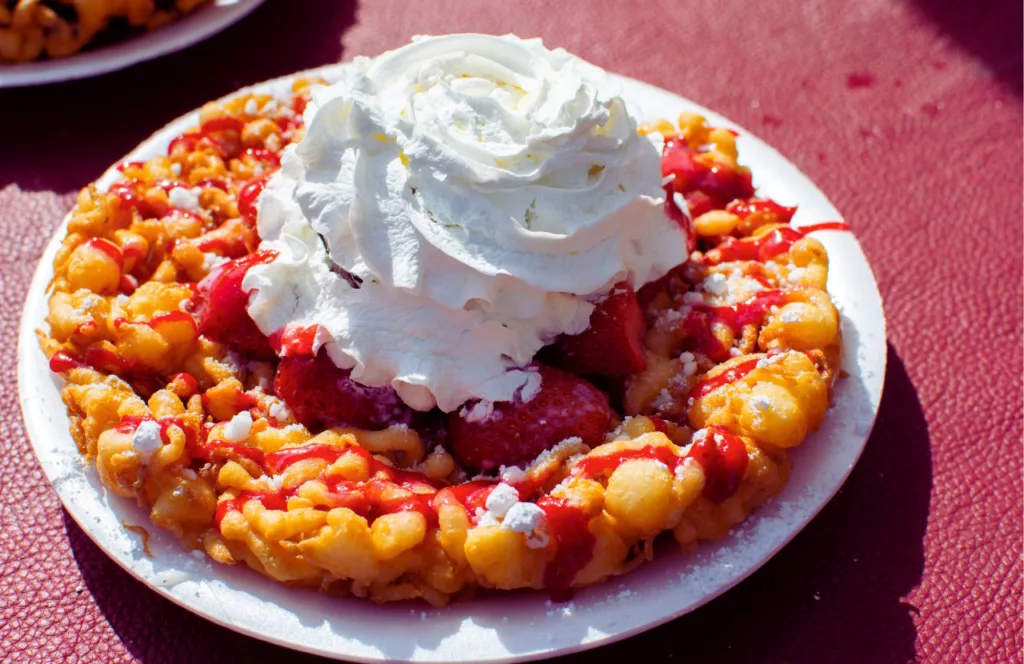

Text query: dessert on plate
(0, 0), (209, 63)
(38, 34), (849, 605)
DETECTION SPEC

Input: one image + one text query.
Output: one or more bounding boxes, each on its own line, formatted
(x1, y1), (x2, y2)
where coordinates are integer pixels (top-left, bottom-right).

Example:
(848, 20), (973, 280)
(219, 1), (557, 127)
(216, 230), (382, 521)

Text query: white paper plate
(17, 64), (887, 663)
(0, 0), (265, 88)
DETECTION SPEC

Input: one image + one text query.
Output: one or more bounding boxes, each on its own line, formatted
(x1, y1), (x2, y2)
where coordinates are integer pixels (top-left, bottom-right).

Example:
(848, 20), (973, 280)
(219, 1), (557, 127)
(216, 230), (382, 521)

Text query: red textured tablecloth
(2, 0), (1021, 661)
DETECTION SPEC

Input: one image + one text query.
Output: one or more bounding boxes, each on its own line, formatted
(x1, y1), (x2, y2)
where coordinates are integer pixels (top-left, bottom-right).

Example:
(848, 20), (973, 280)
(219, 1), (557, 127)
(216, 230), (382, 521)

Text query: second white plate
(0, 0), (265, 88)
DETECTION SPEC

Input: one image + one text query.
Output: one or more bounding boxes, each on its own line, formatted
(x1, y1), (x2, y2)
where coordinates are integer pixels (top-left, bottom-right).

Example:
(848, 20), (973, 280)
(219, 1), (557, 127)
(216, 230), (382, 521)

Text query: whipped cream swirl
(245, 34), (690, 412)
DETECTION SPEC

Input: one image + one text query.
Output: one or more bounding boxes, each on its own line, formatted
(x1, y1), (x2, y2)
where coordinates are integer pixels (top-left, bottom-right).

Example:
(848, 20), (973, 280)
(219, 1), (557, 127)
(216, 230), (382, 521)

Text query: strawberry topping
(448, 363), (613, 472)
(274, 351), (413, 430)
(545, 282), (647, 377)
(662, 139), (754, 211)
(191, 249), (276, 356)
(238, 175), (269, 228)
(687, 427), (749, 503)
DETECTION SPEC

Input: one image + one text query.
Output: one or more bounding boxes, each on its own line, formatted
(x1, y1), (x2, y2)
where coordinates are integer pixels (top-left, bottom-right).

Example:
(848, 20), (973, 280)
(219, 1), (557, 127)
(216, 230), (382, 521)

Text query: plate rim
(0, 0), (266, 88)
(17, 63), (888, 663)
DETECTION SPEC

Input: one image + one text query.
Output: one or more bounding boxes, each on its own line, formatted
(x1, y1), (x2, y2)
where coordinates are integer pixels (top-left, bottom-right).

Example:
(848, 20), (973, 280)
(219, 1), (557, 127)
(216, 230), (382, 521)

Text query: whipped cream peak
(246, 34), (691, 412)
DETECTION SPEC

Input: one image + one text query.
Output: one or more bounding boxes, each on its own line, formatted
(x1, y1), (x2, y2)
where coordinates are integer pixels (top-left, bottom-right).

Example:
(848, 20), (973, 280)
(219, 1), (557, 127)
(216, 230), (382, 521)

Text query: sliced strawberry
(448, 363), (613, 472)
(545, 282), (647, 377)
(274, 351), (412, 430)
(191, 249), (276, 357)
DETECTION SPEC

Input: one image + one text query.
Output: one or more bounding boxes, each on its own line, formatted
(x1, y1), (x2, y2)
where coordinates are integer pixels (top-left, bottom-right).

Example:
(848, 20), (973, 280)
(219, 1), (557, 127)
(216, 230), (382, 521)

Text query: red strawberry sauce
(573, 426), (748, 504)
(681, 289), (790, 362)
(708, 222), (850, 264)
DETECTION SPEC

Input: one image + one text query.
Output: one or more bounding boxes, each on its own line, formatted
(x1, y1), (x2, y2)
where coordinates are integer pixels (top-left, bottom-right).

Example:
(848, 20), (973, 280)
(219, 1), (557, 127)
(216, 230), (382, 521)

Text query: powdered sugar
(786, 266), (807, 285)
(532, 437), (583, 467)
(756, 351), (791, 369)
(502, 502), (549, 548)
(251, 473), (286, 492)
(168, 186), (201, 212)
(702, 272), (728, 295)
(73, 295), (99, 317)
(266, 397), (292, 422)
(682, 291), (704, 306)
(658, 308), (685, 326)
(674, 456), (700, 480)
(132, 420), (162, 460)
(651, 388), (675, 412)
(780, 309), (801, 323)
(679, 351), (698, 378)
(499, 465), (527, 484)
(222, 411), (252, 442)
(484, 483), (520, 518)
(474, 508), (500, 527)
(203, 252), (229, 272)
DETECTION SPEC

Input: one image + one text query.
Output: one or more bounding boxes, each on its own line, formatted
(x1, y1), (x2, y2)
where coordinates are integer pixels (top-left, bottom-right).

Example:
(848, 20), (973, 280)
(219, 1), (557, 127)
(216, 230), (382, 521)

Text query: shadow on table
(906, 0), (1022, 97)
(0, 0), (359, 193)
(556, 344), (932, 664)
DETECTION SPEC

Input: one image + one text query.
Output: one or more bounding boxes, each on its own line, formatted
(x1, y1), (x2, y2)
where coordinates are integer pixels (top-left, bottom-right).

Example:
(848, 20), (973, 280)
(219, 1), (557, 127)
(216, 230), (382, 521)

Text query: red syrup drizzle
(48, 351), (83, 373)
(109, 310), (198, 341)
(661, 139), (755, 211)
(532, 424), (750, 599)
(572, 426), (748, 504)
(536, 496), (596, 601)
(215, 491), (288, 528)
(48, 344), (149, 384)
(241, 147), (281, 166)
(688, 357), (763, 402)
(679, 220), (850, 361)
(725, 198), (796, 224)
(681, 290), (790, 362)
(81, 238), (124, 268)
(49, 312), (184, 387)
(205, 443), (446, 528)
(169, 372), (199, 398)
(708, 222), (851, 264)
(147, 311), (197, 330)
(436, 480), (498, 518)
(167, 116), (245, 157)
(193, 177), (230, 191)
(108, 179), (204, 223)
(116, 414), (198, 447)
